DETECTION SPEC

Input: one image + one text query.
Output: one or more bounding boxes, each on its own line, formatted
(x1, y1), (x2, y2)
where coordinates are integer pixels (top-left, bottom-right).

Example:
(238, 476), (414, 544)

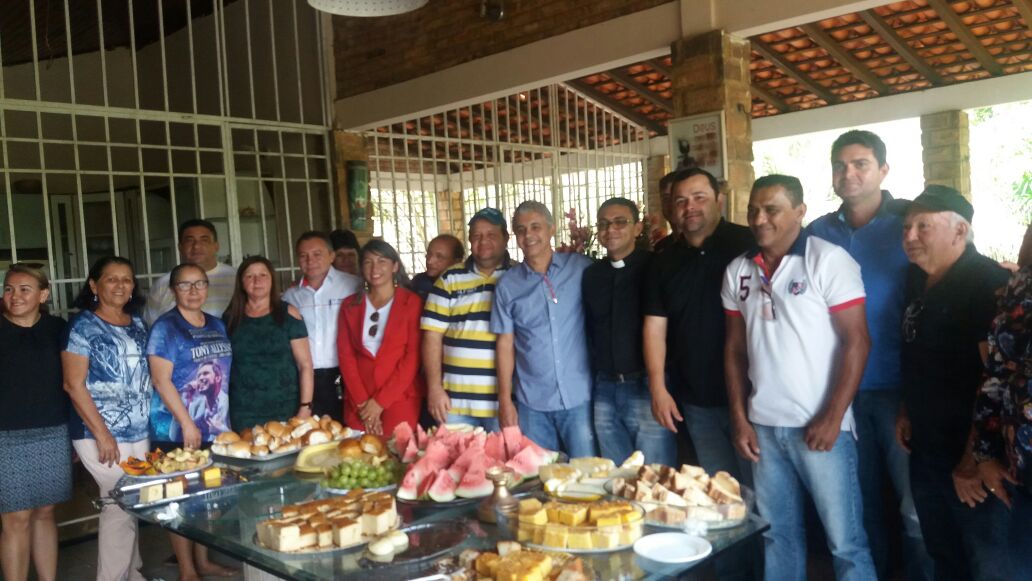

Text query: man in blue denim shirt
(808, 130), (932, 581)
(583, 198), (675, 466)
(491, 201), (596, 457)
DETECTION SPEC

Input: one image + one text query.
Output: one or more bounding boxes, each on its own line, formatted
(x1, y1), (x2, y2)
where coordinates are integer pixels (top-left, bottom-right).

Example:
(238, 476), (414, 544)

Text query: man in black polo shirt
(583, 198), (676, 466)
(898, 185), (1011, 581)
(644, 167), (754, 483)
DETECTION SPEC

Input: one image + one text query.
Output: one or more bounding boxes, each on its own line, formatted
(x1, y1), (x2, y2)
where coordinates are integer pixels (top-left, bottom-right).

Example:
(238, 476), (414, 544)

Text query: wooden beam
(564, 79), (666, 134)
(750, 84), (791, 113)
(751, 39), (840, 104)
(859, 10), (947, 86)
(924, 0), (1004, 76)
(606, 68), (674, 114)
(1013, 0), (1032, 37)
(801, 22), (891, 95)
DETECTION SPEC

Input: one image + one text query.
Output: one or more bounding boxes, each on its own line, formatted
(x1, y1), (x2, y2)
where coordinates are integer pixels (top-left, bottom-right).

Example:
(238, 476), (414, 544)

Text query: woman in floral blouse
(973, 263), (1032, 578)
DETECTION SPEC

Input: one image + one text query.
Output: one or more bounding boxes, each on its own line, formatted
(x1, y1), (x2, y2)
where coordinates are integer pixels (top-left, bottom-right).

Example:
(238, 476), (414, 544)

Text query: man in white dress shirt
(282, 231), (361, 421)
(145, 219), (237, 325)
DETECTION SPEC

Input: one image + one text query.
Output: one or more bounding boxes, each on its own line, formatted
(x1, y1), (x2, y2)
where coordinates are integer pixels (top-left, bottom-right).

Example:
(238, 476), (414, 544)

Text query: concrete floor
(54, 523), (245, 581)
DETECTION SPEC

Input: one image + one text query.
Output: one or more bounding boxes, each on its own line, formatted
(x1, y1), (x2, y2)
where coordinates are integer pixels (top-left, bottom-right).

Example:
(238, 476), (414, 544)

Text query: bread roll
(288, 417), (306, 428)
(211, 443), (227, 455)
(227, 440), (252, 458)
(304, 429), (332, 446)
(253, 424), (266, 435)
(268, 436), (282, 452)
(360, 434), (384, 456)
(251, 444), (270, 457)
(319, 415), (333, 431)
(291, 422), (313, 440)
(278, 440), (300, 453)
(215, 431), (241, 445)
(252, 431), (269, 446)
(328, 420), (344, 437)
(239, 427), (254, 442)
(265, 421), (289, 439)
(338, 439), (363, 459)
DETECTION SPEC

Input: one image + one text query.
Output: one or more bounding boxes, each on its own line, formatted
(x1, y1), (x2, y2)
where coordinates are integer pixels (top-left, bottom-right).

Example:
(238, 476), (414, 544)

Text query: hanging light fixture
(307, 0), (429, 17)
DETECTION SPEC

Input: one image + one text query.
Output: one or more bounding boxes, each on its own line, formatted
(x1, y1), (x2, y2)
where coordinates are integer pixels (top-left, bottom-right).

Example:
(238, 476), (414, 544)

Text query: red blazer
(337, 287), (426, 412)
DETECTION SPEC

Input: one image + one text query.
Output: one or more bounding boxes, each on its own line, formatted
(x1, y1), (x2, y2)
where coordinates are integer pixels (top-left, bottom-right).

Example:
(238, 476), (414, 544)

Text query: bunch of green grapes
(323, 458), (404, 491)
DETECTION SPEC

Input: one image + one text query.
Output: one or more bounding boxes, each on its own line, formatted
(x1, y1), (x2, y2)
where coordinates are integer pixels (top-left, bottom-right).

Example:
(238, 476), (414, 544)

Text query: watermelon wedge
(392, 422), (414, 456)
(415, 424), (429, 449)
(402, 436), (420, 463)
(448, 446), (484, 481)
(397, 463), (428, 500)
(417, 470), (438, 499)
(506, 445), (545, 480)
(456, 467), (492, 498)
(423, 440), (453, 471)
(502, 426), (523, 460)
(519, 440), (560, 465)
(428, 469), (457, 502)
(484, 432), (506, 463)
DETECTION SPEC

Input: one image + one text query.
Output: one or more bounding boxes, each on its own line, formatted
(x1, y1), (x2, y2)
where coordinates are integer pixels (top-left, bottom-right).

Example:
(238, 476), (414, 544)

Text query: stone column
(332, 130), (371, 239)
(670, 29), (754, 225)
(920, 110), (971, 200)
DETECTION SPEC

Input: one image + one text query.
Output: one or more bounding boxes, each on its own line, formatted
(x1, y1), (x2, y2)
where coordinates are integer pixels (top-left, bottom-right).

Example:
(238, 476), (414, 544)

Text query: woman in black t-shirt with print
(0, 264), (70, 581)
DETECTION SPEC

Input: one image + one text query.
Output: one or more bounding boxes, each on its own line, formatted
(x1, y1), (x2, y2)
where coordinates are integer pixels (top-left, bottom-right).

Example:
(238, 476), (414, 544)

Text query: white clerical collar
(610, 259), (625, 269)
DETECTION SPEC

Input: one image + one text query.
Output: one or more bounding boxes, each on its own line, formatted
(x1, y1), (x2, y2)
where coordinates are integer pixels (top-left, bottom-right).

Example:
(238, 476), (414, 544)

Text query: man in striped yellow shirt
(421, 208), (513, 431)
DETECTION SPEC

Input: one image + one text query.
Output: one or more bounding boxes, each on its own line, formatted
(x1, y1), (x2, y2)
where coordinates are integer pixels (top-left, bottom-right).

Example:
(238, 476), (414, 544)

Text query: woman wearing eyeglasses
(337, 240), (425, 436)
(146, 263), (235, 580)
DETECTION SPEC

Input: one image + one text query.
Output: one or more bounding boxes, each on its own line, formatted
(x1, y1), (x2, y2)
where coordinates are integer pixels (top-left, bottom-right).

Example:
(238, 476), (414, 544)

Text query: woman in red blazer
(337, 240), (425, 435)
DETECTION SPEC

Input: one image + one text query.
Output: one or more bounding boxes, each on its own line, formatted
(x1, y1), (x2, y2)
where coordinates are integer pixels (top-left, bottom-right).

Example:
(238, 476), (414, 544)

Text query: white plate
(633, 532), (712, 564)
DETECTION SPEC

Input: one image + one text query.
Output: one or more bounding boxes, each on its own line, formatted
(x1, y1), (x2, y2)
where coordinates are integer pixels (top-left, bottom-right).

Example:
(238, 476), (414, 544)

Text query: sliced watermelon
(428, 469), (457, 502)
(502, 425), (523, 460)
(484, 433), (506, 462)
(505, 445), (544, 480)
(519, 440), (560, 465)
(415, 424), (429, 449)
(402, 436), (420, 463)
(417, 470), (438, 499)
(423, 440), (453, 471)
(392, 422), (414, 456)
(397, 463), (428, 500)
(449, 445), (484, 475)
(455, 467), (492, 498)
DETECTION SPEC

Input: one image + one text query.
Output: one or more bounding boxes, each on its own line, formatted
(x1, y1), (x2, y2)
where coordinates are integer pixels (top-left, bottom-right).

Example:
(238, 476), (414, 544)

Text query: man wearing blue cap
(421, 208), (513, 430)
(898, 185), (1012, 581)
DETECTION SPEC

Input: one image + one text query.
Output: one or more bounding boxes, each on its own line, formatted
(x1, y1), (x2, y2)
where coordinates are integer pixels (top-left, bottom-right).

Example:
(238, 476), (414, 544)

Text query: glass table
(121, 456), (767, 580)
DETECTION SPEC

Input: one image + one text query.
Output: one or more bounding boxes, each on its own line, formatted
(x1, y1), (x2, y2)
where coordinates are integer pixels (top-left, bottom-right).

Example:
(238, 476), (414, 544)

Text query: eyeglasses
(596, 218), (632, 231)
(174, 280), (210, 292)
(368, 310), (380, 337)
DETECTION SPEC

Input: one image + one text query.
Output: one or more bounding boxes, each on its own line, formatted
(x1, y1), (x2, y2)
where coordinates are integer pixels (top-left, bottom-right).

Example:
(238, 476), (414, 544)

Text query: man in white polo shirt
(723, 174), (876, 580)
(145, 219), (236, 325)
(283, 231), (361, 421)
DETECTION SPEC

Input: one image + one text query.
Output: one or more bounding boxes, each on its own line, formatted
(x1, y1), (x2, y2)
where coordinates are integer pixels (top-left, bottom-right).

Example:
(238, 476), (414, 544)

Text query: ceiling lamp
(307, 0), (429, 17)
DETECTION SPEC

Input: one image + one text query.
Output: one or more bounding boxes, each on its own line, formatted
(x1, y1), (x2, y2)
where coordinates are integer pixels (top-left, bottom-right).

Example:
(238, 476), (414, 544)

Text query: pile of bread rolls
(212, 415), (350, 459)
(336, 434), (387, 460)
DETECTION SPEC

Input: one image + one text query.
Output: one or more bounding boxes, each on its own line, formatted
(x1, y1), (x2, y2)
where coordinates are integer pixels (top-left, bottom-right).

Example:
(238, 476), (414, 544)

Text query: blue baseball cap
(468, 207), (508, 235)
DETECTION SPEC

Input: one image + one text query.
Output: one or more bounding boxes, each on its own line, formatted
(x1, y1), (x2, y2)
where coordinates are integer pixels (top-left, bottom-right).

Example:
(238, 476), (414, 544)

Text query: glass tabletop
(121, 457), (768, 580)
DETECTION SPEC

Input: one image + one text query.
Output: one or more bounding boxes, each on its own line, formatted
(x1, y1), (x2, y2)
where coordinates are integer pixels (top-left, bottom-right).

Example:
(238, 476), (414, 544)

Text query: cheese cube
(591, 527), (621, 549)
(544, 501), (562, 523)
(543, 524), (568, 548)
(619, 508), (642, 524)
(476, 552), (500, 576)
(361, 505), (393, 536)
(518, 497), (543, 513)
(518, 507), (547, 525)
(138, 483), (164, 504)
(516, 524), (533, 542)
(619, 522), (642, 546)
(164, 480), (185, 498)
(567, 528), (593, 550)
(595, 514), (622, 527)
(268, 523), (301, 552)
(556, 505), (586, 526)
(202, 467), (222, 488)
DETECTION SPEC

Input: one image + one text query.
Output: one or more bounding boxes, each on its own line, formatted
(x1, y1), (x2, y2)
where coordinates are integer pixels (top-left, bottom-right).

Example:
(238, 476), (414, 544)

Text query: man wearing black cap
(329, 229), (360, 275)
(421, 208), (513, 430)
(898, 185), (1012, 580)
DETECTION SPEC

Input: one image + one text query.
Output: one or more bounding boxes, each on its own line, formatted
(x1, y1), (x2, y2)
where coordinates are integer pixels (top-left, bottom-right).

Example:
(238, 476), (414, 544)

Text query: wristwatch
(299, 401), (312, 409)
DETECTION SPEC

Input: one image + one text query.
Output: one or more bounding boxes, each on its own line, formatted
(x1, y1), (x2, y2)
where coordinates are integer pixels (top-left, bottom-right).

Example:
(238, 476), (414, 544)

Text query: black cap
(911, 185), (973, 223)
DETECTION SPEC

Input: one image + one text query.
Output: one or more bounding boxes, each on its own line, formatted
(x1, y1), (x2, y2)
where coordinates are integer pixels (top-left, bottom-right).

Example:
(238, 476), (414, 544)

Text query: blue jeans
(1011, 485), (1032, 579)
(753, 425), (876, 581)
(681, 404), (754, 489)
(444, 412), (500, 432)
(516, 401), (596, 458)
(909, 451), (1012, 581)
(593, 374), (676, 466)
(854, 389), (932, 581)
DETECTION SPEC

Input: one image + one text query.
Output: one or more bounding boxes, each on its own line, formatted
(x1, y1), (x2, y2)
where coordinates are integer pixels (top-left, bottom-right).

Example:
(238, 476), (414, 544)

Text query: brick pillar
(646, 155), (668, 217)
(332, 130), (371, 239)
(435, 190), (467, 244)
(670, 30), (754, 225)
(920, 110), (971, 200)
